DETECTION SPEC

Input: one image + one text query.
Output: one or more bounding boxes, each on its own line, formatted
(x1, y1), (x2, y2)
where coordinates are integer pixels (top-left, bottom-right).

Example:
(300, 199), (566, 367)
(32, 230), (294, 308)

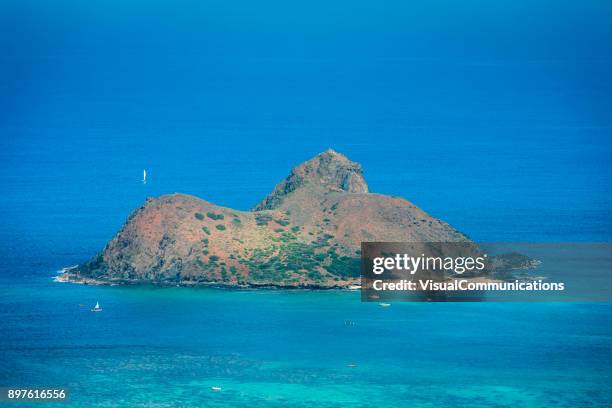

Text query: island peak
(254, 149), (368, 211)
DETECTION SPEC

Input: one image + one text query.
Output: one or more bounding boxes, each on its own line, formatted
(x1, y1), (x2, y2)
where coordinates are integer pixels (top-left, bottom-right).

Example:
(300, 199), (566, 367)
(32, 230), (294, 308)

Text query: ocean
(1, 0), (611, 406)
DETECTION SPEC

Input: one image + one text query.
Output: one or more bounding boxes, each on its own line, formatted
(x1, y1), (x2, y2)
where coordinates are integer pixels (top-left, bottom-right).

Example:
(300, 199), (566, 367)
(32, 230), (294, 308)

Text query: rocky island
(60, 149), (471, 288)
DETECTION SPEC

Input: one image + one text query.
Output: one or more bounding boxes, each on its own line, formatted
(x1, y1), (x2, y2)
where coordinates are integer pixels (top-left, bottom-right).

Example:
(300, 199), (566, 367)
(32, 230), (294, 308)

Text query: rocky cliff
(63, 149), (469, 287)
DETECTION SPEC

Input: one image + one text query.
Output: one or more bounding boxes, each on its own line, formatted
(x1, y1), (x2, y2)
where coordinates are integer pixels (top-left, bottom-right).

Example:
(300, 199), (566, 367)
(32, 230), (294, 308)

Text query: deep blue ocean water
(1, 1), (611, 406)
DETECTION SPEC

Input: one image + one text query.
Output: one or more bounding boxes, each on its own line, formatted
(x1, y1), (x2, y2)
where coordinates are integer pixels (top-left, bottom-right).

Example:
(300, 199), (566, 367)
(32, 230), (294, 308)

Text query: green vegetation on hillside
(255, 214), (273, 226)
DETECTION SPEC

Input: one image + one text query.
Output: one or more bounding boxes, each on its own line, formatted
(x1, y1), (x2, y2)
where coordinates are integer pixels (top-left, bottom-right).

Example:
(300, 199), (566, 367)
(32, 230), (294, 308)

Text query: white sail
(143, 169), (147, 183)
(95, 302), (100, 309)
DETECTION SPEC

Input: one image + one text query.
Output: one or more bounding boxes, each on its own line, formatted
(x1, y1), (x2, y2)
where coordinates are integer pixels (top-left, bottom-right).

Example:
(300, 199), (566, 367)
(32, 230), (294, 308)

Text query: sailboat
(143, 169), (147, 184)
(91, 301), (102, 312)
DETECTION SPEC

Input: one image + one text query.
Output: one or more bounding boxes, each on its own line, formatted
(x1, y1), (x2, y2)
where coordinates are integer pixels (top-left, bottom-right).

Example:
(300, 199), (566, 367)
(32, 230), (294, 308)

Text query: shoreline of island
(54, 268), (361, 290)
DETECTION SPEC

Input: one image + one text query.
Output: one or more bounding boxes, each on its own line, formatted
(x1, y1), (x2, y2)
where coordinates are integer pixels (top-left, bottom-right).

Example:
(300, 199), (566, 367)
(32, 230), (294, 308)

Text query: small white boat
(348, 285), (361, 290)
(211, 386), (222, 392)
(379, 303), (391, 308)
(143, 169), (147, 184)
(91, 301), (102, 312)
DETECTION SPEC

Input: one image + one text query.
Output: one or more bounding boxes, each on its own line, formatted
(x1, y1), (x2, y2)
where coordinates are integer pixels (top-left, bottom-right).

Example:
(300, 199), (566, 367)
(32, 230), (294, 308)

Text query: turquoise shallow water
(1, 273), (611, 407)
